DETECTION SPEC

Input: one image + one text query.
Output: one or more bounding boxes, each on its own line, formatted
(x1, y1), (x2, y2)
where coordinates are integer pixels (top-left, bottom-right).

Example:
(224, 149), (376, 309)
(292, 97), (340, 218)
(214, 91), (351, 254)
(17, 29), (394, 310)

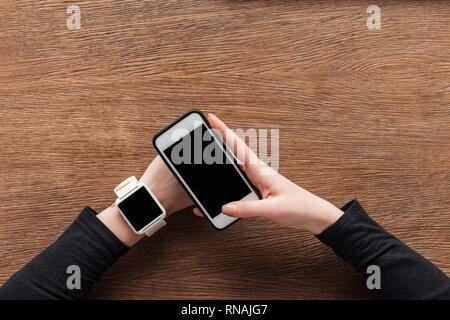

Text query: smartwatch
(114, 176), (166, 236)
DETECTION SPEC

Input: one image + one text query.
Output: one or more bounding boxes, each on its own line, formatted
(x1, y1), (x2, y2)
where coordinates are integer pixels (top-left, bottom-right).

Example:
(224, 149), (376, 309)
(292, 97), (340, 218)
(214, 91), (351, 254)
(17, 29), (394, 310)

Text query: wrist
(139, 156), (193, 216)
(309, 209), (343, 235)
(144, 178), (175, 215)
(97, 205), (145, 247)
(305, 196), (344, 235)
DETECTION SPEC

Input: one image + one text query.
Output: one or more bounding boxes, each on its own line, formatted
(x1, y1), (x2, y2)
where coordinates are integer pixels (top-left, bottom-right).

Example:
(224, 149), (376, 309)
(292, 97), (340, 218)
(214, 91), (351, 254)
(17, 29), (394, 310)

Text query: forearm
(316, 200), (450, 299)
(0, 207), (129, 300)
(0, 156), (192, 300)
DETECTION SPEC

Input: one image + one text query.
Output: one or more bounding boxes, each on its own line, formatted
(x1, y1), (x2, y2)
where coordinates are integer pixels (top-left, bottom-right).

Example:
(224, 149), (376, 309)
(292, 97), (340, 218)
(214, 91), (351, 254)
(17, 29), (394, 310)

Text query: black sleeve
(0, 207), (129, 300)
(316, 200), (450, 299)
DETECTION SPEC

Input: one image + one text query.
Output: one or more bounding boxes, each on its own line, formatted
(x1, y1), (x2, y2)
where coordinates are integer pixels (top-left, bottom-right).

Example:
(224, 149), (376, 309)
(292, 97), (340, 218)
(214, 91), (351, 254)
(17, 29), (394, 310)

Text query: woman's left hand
(140, 155), (193, 217)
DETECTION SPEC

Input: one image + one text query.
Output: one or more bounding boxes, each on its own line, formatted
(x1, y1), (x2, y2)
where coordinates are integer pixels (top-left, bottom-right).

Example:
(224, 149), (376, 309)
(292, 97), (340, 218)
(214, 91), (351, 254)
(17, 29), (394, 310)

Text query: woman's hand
(193, 114), (343, 234)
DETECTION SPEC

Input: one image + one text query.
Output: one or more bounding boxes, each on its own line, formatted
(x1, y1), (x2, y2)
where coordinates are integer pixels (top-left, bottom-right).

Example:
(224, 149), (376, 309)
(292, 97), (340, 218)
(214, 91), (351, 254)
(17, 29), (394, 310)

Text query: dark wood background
(0, 0), (448, 299)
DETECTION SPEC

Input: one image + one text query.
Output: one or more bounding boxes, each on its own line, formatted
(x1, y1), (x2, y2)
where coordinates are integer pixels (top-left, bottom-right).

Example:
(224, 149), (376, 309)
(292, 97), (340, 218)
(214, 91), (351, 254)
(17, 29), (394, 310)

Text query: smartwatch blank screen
(117, 186), (163, 232)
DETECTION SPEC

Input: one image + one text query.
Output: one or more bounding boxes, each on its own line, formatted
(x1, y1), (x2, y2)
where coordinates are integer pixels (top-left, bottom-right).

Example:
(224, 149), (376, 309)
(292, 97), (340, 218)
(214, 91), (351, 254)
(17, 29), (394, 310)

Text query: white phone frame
(154, 111), (259, 230)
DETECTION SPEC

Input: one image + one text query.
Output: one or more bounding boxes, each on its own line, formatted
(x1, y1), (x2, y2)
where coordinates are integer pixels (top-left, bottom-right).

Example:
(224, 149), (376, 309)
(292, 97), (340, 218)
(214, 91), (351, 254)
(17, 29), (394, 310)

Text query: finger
(222, 199), (273, 219)
(207, 113), (275, 192)
(192, 207), (203, 217)
(207, 113), (260, 168)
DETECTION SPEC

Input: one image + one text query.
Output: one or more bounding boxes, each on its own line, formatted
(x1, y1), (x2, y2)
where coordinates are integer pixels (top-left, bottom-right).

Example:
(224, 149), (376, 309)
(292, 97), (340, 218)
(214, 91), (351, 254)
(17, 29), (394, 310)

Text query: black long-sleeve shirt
(0, 200), (449, 299)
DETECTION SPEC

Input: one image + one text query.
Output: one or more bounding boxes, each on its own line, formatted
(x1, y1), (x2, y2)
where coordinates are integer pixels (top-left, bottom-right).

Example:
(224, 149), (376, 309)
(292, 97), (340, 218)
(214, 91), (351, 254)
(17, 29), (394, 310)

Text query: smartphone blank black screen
(163, 124), (252, 218)
(117, 186), (164, 231)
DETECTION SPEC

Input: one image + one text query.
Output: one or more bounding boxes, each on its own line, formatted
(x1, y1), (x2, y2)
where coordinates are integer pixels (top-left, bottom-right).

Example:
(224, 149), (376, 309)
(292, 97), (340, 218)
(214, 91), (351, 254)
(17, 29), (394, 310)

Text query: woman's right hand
(193, 114), (344, 234)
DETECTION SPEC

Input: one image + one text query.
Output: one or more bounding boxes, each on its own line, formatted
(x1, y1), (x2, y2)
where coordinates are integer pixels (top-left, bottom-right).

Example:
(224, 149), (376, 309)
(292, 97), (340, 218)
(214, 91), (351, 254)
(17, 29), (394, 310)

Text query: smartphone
(153, 110), (261, 230)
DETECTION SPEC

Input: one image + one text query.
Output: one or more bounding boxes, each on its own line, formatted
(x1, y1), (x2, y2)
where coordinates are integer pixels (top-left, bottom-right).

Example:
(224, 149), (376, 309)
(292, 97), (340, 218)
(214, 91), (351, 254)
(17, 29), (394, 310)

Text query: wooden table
(0, 0), (448, 299)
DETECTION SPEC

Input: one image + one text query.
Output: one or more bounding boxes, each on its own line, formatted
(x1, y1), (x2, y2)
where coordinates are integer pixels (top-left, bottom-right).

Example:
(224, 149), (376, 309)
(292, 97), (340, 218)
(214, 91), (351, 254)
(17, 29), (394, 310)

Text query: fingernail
(222, 204), (237, 216)
(208, 113), (217, 119)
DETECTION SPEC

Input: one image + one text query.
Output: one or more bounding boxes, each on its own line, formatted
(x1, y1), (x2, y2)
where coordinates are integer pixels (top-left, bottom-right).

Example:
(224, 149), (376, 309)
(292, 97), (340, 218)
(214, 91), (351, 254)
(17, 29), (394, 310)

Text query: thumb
(222, 199), (273, 219)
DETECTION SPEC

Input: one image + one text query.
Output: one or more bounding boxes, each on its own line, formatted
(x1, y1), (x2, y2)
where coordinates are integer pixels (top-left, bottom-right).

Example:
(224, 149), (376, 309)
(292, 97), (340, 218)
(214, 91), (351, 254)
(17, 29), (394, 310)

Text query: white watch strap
(144, 219), (166, 237)
(114, 176), (139, 198)
(115, 176), (166, 237)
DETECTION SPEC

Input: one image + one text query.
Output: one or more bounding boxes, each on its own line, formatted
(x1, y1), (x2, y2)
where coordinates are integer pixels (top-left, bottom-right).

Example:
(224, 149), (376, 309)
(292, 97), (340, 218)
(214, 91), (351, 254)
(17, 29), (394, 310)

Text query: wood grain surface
(0, 0), (448, 299)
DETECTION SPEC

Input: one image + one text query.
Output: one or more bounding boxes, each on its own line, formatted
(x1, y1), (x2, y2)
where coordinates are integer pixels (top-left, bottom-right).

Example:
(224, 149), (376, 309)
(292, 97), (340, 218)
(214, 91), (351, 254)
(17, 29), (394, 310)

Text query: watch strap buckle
(114, 176), (139, 198)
